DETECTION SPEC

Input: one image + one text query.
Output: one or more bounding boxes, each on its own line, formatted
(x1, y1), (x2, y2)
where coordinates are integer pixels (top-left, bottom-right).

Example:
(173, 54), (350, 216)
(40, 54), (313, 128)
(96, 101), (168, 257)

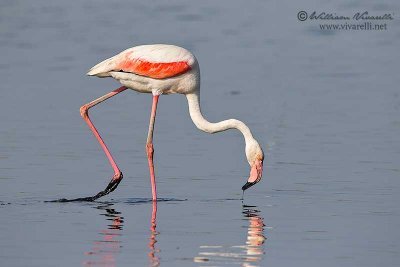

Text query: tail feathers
(86, 56), (117, 77)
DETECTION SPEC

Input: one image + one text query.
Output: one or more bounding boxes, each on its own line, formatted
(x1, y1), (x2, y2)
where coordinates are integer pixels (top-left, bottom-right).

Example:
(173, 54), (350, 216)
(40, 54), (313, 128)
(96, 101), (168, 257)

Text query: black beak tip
(242, 182), (255, 191)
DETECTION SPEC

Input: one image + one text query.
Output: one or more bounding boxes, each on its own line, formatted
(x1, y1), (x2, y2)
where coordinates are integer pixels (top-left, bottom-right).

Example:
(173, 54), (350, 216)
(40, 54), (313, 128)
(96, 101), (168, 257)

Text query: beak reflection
(194, 204), (267, 266)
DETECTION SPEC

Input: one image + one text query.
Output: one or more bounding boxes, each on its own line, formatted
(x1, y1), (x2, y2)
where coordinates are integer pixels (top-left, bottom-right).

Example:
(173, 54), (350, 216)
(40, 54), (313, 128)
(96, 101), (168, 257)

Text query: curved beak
(242, 159), (263, 191)
(242, 181), (255, 191)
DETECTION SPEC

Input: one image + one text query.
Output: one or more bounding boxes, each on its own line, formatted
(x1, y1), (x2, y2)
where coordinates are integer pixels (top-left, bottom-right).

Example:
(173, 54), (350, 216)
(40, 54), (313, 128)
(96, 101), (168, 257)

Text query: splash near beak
(242, 159), (263, 191)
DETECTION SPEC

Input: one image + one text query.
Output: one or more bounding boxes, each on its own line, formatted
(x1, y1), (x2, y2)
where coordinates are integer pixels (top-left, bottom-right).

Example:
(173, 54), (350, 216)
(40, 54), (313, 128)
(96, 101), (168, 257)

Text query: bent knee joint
(80, 104), (89, 118)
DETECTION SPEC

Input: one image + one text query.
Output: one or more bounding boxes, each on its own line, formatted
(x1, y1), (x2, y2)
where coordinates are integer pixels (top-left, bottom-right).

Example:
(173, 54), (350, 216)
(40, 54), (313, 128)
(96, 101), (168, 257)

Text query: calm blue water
(0, 0), (399, 266)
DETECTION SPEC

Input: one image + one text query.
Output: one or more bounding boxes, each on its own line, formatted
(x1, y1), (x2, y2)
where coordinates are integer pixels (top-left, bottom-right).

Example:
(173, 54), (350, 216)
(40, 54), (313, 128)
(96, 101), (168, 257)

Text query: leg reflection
(83, 203), (124, 266)
(148, 201), (160, 267)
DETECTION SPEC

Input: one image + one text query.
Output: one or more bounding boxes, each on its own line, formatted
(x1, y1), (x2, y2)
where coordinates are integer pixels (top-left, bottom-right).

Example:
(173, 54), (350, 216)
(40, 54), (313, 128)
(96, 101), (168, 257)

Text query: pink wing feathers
(87, 44), (195, 79)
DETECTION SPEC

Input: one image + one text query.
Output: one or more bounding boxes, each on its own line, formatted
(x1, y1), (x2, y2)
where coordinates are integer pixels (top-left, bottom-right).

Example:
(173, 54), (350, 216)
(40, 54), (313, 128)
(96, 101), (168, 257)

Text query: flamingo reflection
(242, 205), (266, 265)
(194, 204), (266, 267)
(83, 203), (123, 267)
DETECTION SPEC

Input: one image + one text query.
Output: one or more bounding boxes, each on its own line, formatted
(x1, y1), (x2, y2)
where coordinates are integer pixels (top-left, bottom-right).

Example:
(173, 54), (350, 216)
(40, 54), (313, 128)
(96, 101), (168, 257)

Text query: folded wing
(87, 44), (195, 79)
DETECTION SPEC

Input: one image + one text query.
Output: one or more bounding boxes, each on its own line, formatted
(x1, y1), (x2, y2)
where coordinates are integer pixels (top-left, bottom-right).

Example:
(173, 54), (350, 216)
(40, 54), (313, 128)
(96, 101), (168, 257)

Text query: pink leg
(73, 86), (128, 201)
(146, 95), (159, 201)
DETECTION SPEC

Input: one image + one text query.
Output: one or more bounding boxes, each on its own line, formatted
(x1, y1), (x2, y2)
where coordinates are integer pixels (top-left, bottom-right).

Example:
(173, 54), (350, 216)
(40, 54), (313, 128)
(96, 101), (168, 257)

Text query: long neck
(186, 92), (255, 145)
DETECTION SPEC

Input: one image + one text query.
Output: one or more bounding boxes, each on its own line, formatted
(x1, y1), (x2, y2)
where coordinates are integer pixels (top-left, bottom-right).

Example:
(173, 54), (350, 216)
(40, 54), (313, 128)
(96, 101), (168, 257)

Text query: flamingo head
(242, 140), (264, 191)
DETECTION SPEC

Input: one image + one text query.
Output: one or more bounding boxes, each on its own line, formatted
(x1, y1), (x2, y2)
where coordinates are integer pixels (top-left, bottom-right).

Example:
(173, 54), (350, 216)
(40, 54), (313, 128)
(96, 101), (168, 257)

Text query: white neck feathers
(186, 93), (255, 145)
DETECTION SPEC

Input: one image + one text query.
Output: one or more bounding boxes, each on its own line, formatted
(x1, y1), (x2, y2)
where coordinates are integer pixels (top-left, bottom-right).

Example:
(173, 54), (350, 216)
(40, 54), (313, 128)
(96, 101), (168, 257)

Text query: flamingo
(74, 44), (263, 202)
